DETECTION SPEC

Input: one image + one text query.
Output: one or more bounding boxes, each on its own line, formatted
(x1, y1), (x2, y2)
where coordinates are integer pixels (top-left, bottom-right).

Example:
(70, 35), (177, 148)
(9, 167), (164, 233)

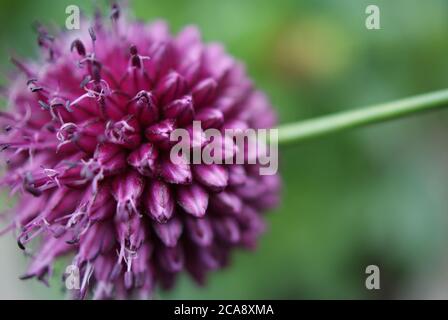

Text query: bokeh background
(2, 0), (448, 299)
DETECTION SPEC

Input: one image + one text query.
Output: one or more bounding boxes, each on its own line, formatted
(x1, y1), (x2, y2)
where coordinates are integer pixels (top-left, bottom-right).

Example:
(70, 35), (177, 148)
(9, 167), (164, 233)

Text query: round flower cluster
(0, 6), (280, 299)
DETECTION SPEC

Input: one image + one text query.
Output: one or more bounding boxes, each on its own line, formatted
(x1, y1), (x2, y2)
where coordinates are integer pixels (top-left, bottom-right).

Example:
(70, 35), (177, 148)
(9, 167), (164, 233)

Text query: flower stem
(277, 89), (448, 145)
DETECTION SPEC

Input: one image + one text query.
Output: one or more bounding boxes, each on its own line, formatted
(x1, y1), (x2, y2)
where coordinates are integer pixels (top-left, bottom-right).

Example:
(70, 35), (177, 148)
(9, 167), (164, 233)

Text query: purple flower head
(0, 5), (280, 299)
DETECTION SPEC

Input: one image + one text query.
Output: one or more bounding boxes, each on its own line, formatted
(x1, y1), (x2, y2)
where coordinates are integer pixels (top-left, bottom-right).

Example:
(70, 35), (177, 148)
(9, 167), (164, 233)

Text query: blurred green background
(2, 0), (448, 299)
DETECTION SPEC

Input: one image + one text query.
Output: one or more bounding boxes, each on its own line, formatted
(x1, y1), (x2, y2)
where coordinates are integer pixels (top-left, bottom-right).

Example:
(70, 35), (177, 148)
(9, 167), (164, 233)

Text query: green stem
(277, 89), (448, 145)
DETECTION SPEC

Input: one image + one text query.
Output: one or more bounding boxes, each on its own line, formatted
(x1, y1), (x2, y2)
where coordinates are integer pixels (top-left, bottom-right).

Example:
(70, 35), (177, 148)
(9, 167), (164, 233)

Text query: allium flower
(0, 5), (280, 299)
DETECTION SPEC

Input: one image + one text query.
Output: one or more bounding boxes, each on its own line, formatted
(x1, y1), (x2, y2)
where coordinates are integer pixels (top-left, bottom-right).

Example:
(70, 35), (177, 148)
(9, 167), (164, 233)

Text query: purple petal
(143, 180), (174, 223)
(153, 217), (183, 247)
(111, 171), (144, 221)
(163, 95), (194, 125)
(145, 119), (176, 149)
(128, 91), (158, 126)
(195, 108), (223, 129)
(157, 245), (184, 273)
(211, 216), (241, 244)
(156, 71), (187, 105)
(105, 116), (141, 149)
(227, 165), (247, 186)
(94, 143), (127, 175)
(185, 216), (213, 246)
(127, 143), (158, 176)
(211, 191), (242, 216)
(158, 156), (192, 184)
(192, 78), (217, 106)
(78, 221), (115, 262)
(193, 164), (228, 192)
(177, 184), (209, 217)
